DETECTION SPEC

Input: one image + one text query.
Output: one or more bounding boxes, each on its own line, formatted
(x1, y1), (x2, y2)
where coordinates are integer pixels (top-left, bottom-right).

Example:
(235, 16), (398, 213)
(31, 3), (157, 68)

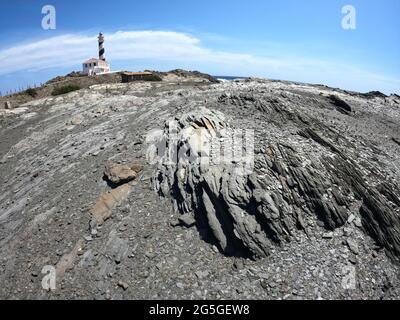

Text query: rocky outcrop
(328, 95), (352, 114)
(152, 104), (400, 262)
(360, 188), (400, 263)
(152, 108), (272, 257)
(151, 109), (313, 257)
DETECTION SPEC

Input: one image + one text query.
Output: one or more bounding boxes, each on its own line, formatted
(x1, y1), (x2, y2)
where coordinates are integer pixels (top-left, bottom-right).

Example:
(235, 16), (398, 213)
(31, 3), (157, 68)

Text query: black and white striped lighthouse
(98, 32), (105, 61)
(82, 32), (110, 75)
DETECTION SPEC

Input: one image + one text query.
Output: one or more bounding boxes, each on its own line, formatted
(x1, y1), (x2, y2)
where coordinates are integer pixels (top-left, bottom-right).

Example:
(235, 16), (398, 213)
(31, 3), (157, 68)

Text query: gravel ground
(0, 75), (399, 299)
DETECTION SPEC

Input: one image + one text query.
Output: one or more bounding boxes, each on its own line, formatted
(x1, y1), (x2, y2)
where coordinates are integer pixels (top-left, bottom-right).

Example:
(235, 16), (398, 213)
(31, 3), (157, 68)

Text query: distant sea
(213, 75), (249, 81)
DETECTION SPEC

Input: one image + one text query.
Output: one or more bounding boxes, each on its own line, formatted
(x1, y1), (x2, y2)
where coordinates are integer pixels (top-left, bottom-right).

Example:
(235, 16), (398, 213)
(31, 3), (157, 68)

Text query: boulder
(4, 101), (12, 109)
(104, 162), (137, 185)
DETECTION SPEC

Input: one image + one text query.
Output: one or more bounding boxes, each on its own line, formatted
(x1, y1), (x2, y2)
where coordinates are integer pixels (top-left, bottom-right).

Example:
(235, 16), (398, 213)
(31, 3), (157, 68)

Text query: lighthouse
(81, 32), (111, 76)
(98, 32), (105, 61)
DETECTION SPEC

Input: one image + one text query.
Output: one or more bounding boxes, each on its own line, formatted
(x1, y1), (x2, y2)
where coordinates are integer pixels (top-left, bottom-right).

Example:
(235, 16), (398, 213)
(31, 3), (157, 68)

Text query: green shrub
(143, 74), (162, 82)
(25, 88), (38, 97)
(51, 84), (80, 96)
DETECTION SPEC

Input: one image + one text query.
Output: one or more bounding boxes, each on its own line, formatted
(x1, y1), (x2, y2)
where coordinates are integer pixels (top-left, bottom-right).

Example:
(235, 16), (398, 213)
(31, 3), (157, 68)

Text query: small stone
(349, 255), (357, 265)
(84, 235), (93, 241)
(347, 214), (356, 224)
(105, 290), (111, 300)
(260, 280), (269, 290)
(354, 218), (362, 228)
(70, 115), (84, 125)
(155, 262), (163, 270)
(233, 259), (244, 270)
(178, 214), (196, 228)
(140, 270), (150, 278)
(170, 219), (181, 227)
(343, 227), (352, 237)
(195, 270), (209, 279)
(322, 232), (333, 239)
(195, 290), (203, 297)
(316, 220), (325, 227)
(143, 231), (153, 239)
(119, 225), (127, 232)
(145, 251), (156, 260)
(176, 282), (184, 289)
(346, 239), (359, 255)
(117, 281), (129, 290)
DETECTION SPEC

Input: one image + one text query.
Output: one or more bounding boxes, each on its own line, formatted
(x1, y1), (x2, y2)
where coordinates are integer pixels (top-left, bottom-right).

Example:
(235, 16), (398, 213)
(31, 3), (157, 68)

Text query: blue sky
(0, 0), (399, 94)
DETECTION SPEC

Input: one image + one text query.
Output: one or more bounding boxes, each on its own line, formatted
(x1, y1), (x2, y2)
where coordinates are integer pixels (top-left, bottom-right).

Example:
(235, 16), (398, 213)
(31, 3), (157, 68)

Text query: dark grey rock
(178, 214), (196, 228)
(346, 239), (360, 255)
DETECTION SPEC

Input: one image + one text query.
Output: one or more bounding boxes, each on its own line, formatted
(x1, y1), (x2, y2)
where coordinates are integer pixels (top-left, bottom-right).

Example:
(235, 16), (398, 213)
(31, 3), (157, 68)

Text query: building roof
(122, 72), (153, 76)
(83, 58), (99, 64)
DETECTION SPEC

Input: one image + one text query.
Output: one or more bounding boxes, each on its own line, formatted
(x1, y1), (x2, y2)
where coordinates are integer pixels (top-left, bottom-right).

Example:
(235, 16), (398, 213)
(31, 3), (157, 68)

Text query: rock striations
(152, 104), (400, 263)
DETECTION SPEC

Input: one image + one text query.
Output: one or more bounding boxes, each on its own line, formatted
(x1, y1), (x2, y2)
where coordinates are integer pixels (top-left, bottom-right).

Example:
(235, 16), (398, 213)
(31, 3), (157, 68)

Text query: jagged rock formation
(152, 104), (400, 262)
(327, 95), (352, 114)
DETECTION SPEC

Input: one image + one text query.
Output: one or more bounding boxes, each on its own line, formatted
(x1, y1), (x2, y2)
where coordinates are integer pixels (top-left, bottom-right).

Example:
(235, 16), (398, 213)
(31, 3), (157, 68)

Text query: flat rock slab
(90, 184), (132, 227)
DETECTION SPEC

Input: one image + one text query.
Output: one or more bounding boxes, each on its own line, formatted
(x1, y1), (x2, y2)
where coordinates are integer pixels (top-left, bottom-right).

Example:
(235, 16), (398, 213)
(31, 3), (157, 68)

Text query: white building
(82, 58), (110, 76)
(82, 33), (111, 76)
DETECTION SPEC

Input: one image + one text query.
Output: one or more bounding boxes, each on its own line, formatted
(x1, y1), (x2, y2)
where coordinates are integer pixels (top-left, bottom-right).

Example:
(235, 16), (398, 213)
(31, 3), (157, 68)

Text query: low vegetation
(24, 88), (38, 97)
(143, 74), (162, 82)
(51, 84), (81, 96)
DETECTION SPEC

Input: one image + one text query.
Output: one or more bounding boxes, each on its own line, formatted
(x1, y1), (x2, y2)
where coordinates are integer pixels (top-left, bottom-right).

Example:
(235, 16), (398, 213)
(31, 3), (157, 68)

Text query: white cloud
(0, 30), (399, 93)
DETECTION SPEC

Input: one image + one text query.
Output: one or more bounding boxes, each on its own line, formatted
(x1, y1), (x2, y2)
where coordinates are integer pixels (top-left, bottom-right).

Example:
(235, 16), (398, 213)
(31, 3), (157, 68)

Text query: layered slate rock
(152, 108), (275, 257)
(328, 95), (352, 114)
(152, 106), (400, 262)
